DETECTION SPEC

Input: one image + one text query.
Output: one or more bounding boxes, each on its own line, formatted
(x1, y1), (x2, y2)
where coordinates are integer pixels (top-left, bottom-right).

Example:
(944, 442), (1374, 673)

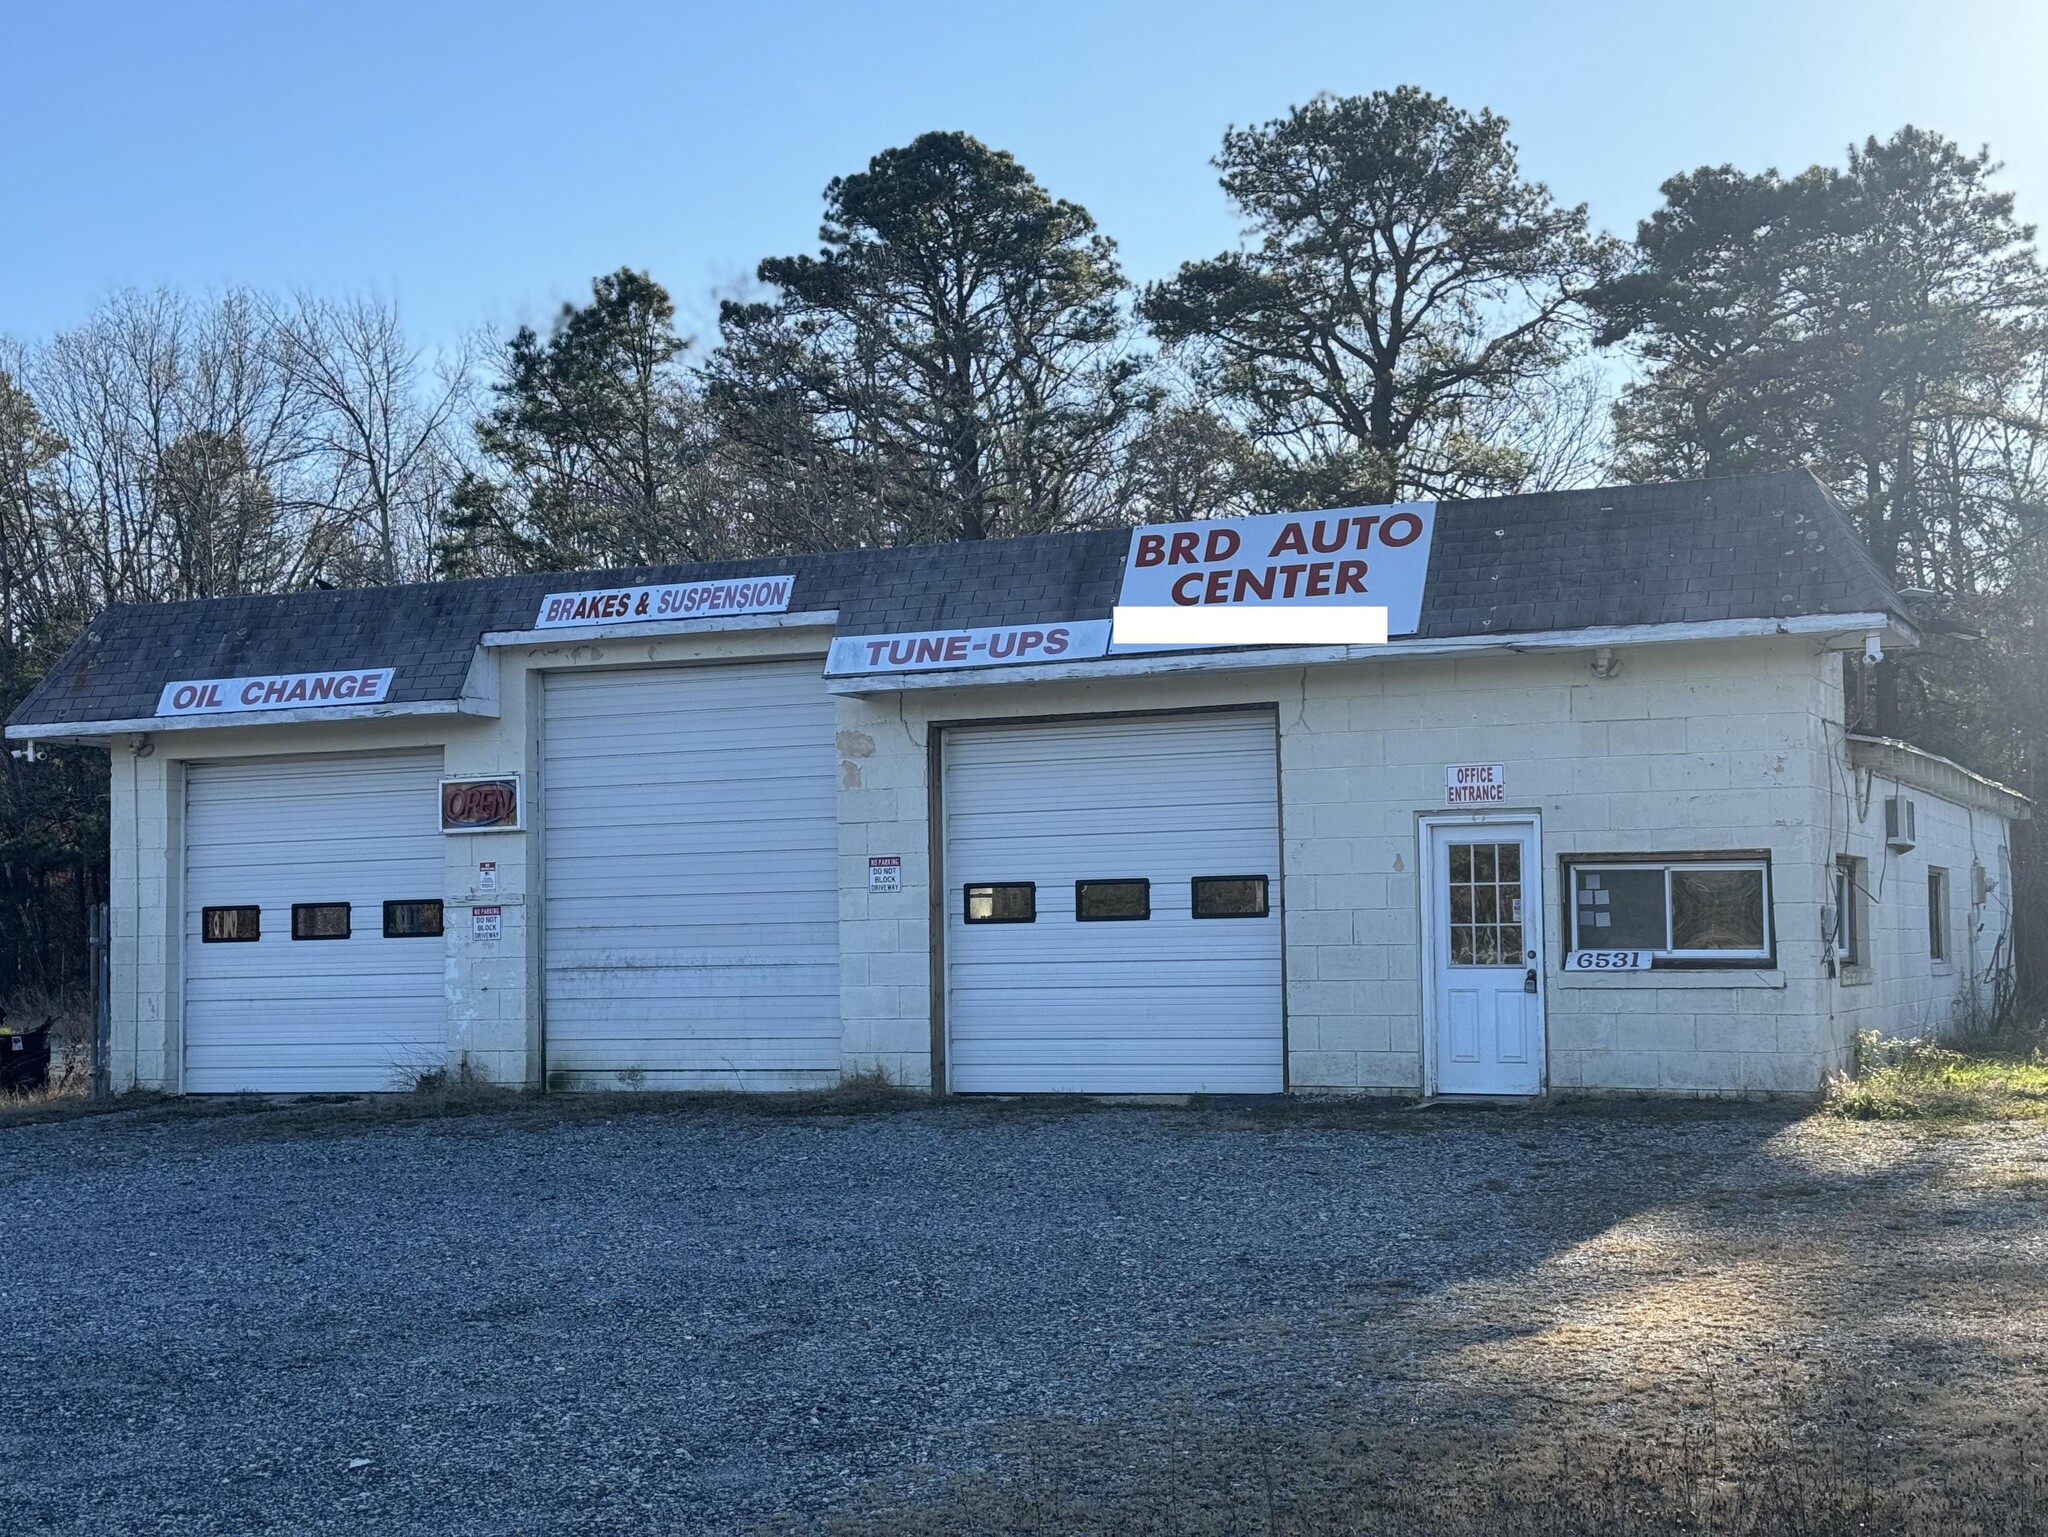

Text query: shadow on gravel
(809, 1114), (2048, 1536)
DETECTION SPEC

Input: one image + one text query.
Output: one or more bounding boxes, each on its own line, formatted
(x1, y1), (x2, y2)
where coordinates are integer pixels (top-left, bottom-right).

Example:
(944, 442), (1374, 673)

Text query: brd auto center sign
(1116, 503), (1435, 637)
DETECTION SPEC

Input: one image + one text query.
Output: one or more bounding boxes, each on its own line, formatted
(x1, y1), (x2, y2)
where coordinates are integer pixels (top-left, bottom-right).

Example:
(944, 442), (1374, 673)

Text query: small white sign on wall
(472, 905), (502, 940)
(868, 856), (902, 893)
(477, 861), (498, 892)
(1446, 764), (1507, 805)
(1566, 950), (1654, 971)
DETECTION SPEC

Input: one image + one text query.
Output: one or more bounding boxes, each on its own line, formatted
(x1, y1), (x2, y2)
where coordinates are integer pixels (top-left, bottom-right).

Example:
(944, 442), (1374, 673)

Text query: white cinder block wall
(100, 627), (2019, 1097)
(838, 634), (1998, 1097)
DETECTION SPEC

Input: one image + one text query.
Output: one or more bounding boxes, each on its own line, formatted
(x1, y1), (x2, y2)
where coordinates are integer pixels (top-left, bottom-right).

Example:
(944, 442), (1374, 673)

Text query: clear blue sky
(4, 0), (2043, 350)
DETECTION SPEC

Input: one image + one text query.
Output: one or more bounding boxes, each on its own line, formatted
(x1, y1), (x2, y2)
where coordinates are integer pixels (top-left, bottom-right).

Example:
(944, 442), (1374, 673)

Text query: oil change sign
(156, 668), (395, 717)
(533, 574), (794, 629)
(1115, 502), (1436, 638)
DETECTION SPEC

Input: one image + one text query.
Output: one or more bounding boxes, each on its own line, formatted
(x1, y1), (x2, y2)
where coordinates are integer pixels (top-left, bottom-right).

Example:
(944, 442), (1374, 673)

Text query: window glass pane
(1449, 926), (1475, 964)
(1192, 876), (1268, 919)
(1449, 844), (1471, 881)
(1497, 843), (1520, 882)
(1670, 869), (1765, 951)
(1572, 868), (1666, 949)
(1474, 845), (1496, 882)
(1076, 879), (1149, 921)
(1928, 869), (1947, 960)
(202, 906), (259, 942)
(292, 903), (351, 940)
(384, 900), (444, 939)
(1501, 924), (1524, 960)
(965, 883), (1035, 923)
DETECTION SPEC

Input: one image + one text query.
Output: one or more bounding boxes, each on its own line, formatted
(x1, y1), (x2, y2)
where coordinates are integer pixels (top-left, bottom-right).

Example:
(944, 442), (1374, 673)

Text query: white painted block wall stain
(99, 628), (2020, 1097)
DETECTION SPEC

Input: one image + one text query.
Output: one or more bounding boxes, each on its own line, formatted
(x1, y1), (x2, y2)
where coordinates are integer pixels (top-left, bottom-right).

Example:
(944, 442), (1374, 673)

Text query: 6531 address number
(1565, 950), (1653, 971)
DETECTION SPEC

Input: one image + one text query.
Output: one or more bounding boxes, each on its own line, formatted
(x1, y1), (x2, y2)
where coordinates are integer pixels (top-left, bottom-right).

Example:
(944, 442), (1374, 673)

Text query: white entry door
(1425, 819), (1544, 1096)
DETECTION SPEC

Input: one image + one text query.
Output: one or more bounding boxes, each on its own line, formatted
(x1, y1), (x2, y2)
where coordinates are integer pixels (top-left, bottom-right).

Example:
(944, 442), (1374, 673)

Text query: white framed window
(1566, 855), (1772, 965)
(1927, 866), (1950, 963)
(1833, 856), (1867, 968)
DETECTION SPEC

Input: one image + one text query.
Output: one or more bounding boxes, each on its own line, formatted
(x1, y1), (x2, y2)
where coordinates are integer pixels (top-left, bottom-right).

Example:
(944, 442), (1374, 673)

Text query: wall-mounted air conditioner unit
(1885, 796), (1916, 852)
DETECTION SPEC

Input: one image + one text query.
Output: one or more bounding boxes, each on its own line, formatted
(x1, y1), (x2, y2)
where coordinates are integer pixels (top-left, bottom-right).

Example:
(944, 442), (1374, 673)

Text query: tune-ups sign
(826, 620), (1112, 676)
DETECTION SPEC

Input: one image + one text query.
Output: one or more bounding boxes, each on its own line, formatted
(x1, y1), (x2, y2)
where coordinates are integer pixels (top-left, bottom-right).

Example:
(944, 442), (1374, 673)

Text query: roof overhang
(5, 697), (492, 742)
(480, 608), (839, 648)
(1847, 733), (2031, 820)
(825, 612), (1918, 696)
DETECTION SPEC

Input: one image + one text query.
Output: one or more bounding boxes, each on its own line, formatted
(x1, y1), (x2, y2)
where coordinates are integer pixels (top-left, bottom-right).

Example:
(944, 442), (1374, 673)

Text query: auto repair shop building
(7, 470), (2028, 1099)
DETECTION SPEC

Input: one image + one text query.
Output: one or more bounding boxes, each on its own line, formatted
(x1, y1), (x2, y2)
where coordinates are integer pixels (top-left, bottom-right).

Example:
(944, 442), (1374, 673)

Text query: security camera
(1863, 634), (1884, 666)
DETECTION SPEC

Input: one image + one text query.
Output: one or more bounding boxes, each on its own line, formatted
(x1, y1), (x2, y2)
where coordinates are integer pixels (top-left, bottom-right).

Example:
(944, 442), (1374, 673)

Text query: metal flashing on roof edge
(5, 698), (491, 741)
(481, 609), (840, 649)
(825, 613), (1919, 695)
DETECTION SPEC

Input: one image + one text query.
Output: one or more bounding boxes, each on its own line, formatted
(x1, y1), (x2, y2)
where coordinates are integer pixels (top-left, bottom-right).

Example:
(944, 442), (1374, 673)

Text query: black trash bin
(0, 1016), (50, 1095)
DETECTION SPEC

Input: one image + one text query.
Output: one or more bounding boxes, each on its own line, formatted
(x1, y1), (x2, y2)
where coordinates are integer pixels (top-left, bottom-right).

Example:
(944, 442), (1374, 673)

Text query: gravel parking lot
(5, 1093), (2048, 1534)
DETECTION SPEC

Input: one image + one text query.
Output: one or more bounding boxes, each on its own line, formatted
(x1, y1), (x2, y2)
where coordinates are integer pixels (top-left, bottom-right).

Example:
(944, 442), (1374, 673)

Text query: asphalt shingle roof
(10, 470), (1906, 730)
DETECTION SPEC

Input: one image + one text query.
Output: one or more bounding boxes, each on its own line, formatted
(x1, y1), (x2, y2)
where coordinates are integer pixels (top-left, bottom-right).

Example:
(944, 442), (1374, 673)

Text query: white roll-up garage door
(944, 712), (1283, 1094)
(183, 751), (446, 1094)
(541, 661), (839, 1088)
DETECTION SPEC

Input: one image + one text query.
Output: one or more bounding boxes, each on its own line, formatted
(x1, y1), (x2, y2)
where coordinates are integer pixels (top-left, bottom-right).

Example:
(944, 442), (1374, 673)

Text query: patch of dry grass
(1825, 1022), (2048, 1122)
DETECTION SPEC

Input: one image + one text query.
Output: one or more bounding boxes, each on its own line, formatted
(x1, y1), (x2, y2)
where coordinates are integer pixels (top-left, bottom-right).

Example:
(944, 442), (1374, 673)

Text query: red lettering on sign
(1336, 560), (1367, 594)
(1203, 527), (1240, 562)
(1269, 522), (1308, 556)
(944, 635), (970, 661)
(866, 639), (889, 666)
(1303, 562), (1332, 597)
(1234, 567), (1274, 601)
(1205, 569), (1231, 603)
(172, 685), (200, 710)
(1382, 511), (1423, 546)
(988, 631), (1017, 658)
(1171, 572), (1204, 605)
(1045, 628), (1070, 656)
(203, 684), (224, 707)
(1167, 531), (1199, 564)
(443, 781), (517, 827)
(1134, 533), (1167, 567)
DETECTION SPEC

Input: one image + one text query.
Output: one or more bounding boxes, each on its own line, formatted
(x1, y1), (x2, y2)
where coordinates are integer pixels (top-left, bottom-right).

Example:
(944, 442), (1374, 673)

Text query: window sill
(1930, 962), (1955, 977)
(1555, 969), (1786, 991)
(1837, 964), (1874, 988)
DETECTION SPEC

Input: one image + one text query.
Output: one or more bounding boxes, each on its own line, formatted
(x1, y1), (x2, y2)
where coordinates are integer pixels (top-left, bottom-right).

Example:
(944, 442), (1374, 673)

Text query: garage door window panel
(383, 900), (444, 938)
(1192, 876), (1269, 919)
(965, 883), (1036, 923)
(202, 906), (261, 943)
(1076, 879), (1150, 921)
(292, 903), (352, 940)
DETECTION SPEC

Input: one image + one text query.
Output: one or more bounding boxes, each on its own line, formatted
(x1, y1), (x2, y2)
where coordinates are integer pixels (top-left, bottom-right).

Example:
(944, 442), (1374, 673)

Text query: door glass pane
(1446, 841), (1523, 968)
(1670, 868), (1765, 951)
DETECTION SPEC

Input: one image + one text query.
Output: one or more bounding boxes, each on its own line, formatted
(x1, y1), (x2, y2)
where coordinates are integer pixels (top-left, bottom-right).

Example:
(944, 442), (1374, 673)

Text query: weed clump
(1825, 1021), (2048, 1121)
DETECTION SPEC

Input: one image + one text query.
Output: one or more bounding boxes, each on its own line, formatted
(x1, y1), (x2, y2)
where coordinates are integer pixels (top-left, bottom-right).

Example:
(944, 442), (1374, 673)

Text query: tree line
(2, 86), (2044, 998)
